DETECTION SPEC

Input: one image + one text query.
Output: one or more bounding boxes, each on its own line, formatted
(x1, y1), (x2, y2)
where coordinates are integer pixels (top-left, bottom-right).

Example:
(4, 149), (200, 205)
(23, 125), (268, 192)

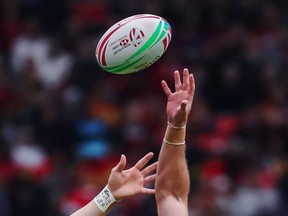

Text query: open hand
(107, 152), (157, 201)
(161, 68), (195, 127)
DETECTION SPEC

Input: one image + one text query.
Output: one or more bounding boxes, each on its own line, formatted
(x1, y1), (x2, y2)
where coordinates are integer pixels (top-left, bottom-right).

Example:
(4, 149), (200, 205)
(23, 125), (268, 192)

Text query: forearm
(71, 186), (117, 216)
(70, 152), (157, 216)
(71, 200), (106, 216)
(155, 125), (190, 201)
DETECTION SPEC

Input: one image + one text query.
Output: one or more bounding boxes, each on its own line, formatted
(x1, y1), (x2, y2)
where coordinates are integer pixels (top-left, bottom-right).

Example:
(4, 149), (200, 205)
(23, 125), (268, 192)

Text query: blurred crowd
(0, 0), (288, 216)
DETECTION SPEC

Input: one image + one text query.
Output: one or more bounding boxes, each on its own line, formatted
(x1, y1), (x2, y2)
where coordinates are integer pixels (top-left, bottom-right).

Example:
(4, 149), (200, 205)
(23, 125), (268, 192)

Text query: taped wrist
(93, 185), (118, 214)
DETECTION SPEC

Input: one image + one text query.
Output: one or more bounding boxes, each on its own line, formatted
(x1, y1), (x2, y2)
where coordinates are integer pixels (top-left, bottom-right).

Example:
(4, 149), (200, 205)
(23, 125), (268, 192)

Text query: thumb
(115, 154), (126, 172)
(180, 100), (188, 112)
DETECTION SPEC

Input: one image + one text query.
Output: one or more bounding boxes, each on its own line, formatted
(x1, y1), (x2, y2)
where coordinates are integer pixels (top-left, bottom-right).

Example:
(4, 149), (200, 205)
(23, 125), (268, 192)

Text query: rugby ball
(95, 14), (172, 74)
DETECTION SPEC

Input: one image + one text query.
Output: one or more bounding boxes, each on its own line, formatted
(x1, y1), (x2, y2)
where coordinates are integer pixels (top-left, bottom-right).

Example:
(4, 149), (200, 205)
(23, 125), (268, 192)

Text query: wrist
(167, 121), (186, 129)
(167, 117), (187, 128)
(93, 185), (119, 214)
(164, 122), (186, 146)
(163, 138), (185, 145)
(107, 186), (121, 201)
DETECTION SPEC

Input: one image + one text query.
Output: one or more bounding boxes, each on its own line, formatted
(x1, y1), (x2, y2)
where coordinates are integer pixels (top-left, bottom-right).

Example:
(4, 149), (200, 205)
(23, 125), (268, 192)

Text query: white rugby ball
(95, 14), (172, 74)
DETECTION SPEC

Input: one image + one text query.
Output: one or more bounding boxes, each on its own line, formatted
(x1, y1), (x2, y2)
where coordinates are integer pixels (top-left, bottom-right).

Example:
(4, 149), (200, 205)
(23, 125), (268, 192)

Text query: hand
(107, 152), (157, 201)
(161, 68), (195, 127)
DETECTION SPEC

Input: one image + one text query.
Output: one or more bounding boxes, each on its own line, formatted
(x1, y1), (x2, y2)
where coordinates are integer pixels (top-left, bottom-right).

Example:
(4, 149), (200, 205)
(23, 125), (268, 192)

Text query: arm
(71, 152), (157, 216)
(156, 68), (195, 216)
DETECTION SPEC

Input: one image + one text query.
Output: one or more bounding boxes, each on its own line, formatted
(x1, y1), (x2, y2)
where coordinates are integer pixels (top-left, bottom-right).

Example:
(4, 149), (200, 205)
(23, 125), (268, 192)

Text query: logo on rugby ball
(129, 27), (145, 47)
(120, 39), (129, 46)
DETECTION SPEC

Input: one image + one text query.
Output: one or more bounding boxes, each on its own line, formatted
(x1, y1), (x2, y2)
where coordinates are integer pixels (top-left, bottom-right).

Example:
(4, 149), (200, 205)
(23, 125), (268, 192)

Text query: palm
(109, 168), (145, 197)
(166, 91), (192, 122)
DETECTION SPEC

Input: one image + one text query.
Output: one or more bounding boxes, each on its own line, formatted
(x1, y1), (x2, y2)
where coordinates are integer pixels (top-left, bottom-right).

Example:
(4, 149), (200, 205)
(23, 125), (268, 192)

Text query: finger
(174, 70), (182, 91)
(188, 74), (195, 96)
(141, 161), (158, 176)
(161, 80), (172, 96)
(134, 152), (154, 170)
(144, 174), (156, 185)
(182, 68), (190, 91)
(141, 188), (155, 195)
(115, 154), (127, 172)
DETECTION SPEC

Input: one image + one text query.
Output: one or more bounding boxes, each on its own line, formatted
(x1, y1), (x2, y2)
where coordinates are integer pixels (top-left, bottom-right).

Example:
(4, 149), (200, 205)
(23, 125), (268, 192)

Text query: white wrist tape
(93, 185), (117, 213)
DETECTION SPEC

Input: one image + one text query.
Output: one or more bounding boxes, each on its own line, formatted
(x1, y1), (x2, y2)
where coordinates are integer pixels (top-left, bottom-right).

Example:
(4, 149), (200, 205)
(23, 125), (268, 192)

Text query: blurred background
(0, 0), (288, 215)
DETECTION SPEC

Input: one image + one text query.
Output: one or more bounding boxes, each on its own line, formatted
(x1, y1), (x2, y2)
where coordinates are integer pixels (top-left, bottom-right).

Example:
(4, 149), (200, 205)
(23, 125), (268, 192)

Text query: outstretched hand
(161, 68), (195, 127)
(107, 152), (157, 201)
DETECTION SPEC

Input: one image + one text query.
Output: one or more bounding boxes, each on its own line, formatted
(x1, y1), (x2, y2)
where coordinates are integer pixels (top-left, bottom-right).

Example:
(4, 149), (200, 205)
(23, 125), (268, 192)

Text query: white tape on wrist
(93, 185), (117, 214)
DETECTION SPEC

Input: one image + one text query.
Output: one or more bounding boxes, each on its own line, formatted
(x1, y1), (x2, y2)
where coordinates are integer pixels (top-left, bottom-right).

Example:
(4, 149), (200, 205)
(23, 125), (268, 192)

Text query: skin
(71, 152), (157, 216)
(156, 68), (195, 216)
(70, 68), (195, 216)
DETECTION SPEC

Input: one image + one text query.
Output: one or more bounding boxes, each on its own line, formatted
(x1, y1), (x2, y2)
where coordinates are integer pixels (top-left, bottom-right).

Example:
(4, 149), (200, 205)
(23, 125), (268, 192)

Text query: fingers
(143, 173), (156, 185)
(141, 161), (158, 176)
(161, 80), (172, 96)
(188, 73), (195, 96)
(115, 154), (127, 172)
(162, 68), (194, 96)
(134, 152), (154, 170)
(174, 70), (182, 91)
(141, 188), (155, 195)
(182, 68), (190, 91)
